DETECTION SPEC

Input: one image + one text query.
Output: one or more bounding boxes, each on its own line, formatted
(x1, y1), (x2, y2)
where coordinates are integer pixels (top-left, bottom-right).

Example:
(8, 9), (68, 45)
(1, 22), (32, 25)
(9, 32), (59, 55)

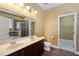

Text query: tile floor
(43, 48), (78, 56)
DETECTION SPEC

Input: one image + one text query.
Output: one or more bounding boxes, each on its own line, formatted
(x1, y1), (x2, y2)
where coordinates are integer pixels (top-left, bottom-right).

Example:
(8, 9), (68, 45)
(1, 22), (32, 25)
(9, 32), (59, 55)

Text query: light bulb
(31, 9), (34, 12)
(26, 6), (30, 10)
(35, 10), (37, 14)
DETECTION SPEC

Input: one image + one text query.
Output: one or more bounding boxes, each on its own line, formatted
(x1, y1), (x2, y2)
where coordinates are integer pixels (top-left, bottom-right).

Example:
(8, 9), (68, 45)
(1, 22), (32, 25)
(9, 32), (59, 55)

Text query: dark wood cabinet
(8, 39), (44, 56)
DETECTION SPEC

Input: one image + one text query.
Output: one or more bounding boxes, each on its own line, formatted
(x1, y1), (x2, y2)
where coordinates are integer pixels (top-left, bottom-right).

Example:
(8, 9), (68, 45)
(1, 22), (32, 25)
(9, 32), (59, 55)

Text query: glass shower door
(30, 22), (35, 35)
(29, 20), (35, 36)
(76, 17), (79, 54)
(59, 14), (74, 52)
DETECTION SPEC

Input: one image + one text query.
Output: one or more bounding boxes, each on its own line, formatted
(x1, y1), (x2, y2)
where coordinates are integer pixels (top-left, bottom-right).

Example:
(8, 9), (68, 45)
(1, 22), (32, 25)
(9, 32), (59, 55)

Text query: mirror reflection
(0, 8), (35, 40)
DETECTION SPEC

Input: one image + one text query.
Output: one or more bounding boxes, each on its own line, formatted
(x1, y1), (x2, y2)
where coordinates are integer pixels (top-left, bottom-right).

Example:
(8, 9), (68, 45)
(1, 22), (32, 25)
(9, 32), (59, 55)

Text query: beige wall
(0, 3), (45, 36)
(44, 3), (79, 46)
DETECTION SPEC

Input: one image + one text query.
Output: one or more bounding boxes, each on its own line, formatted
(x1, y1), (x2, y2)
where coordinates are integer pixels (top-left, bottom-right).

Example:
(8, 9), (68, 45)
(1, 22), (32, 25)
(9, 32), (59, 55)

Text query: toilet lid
(44, 42), (51, 45)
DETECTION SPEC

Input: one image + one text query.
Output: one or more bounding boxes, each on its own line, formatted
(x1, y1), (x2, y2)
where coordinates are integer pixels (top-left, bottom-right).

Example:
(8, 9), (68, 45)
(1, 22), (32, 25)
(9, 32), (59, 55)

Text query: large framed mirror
(0, 8), (36, 40)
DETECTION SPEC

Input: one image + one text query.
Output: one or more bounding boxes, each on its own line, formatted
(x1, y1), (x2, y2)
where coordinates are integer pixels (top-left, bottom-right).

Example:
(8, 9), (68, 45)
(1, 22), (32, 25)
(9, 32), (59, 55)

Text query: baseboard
(51, 45), (58, 48)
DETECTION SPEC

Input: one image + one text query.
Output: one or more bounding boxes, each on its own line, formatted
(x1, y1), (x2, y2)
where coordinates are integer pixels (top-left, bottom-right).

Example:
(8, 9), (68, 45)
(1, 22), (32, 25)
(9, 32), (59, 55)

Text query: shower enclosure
(58, 12), (79, 54)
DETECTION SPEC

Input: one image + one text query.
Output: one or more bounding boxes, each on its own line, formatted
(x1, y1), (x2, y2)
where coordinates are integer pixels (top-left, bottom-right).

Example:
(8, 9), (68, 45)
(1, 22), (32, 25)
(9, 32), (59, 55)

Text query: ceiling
(38, 3), (63, 10)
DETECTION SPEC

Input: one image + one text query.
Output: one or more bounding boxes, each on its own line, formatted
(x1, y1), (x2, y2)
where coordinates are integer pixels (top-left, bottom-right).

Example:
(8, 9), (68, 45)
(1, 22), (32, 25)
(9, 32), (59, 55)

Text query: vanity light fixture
(34, 10), (37, 14)
(26, 6), (31, 11)
(31, 8), (34, 12)
(25, 5), (37, 14)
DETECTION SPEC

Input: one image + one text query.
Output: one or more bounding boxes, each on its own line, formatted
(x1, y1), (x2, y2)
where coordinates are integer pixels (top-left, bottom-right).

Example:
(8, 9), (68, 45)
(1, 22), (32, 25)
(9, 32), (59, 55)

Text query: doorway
(58, 13), (76, 52)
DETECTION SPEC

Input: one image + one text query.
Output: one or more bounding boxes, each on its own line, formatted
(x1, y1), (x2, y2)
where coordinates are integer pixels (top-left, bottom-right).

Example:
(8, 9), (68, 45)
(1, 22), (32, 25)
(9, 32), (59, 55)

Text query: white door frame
(58, 12), (77, 53)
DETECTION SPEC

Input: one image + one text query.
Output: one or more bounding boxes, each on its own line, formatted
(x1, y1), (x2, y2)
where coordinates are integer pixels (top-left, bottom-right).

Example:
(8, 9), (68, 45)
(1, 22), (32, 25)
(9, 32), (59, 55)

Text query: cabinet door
(8, 49), (23, 56)
(23, 40), (44, 56)
(23, 45), (33, 56)
(8, 40), (44, 56)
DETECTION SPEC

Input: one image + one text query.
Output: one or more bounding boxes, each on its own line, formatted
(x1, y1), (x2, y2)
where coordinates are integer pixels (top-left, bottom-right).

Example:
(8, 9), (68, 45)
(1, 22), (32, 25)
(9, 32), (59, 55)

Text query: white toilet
(44, 42), (52, 51)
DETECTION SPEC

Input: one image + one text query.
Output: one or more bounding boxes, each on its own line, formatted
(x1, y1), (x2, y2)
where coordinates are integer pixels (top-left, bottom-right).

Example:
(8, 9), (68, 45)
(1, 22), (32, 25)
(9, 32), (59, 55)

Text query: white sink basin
(15, 37), (32, 44)
(6, 43), (24, 50)
(0, 36), (42, 51)
(15, 36), (38, 44)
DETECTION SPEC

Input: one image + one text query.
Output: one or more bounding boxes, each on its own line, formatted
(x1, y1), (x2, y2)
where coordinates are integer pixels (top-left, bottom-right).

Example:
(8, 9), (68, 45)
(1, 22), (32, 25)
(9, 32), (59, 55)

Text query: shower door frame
(58, 12), (77, 53)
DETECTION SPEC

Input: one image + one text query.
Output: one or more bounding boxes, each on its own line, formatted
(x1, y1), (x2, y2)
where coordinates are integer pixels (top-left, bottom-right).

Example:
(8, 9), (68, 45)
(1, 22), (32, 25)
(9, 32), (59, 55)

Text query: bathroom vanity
(0, 36), (44, 56)
(0, 8), (44, 56)
(8, 39), (44, 56)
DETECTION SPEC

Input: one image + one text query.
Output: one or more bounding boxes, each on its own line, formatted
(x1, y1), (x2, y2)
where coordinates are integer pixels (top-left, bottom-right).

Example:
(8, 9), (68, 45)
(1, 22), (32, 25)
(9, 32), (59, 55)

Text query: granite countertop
(0, 36), (44, 56)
